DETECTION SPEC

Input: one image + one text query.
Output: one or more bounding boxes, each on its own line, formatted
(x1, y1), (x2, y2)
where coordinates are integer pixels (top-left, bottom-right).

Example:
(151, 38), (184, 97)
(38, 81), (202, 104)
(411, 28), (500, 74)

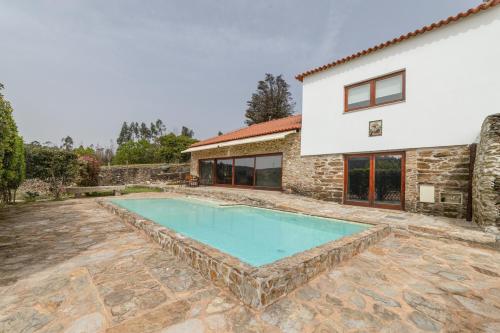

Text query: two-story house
(184, 0), (500, 219)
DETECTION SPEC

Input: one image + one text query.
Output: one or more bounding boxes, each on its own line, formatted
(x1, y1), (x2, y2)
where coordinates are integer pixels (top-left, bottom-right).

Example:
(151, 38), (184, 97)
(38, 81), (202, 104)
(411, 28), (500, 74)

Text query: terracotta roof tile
(190, 114), (302, 148)
(295, 0), (500, 82)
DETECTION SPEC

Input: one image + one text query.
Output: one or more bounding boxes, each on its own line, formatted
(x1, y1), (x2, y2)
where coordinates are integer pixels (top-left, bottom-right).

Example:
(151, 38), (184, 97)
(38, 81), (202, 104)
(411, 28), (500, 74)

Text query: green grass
(82, 186), (162, 197)
(122, 186), (163, 194)
(85, 191), (115, 197)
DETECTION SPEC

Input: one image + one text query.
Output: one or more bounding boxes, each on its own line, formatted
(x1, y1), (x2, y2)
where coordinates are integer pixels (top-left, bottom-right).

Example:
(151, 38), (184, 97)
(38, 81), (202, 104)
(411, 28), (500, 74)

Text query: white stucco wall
(300, 7), (500, 156)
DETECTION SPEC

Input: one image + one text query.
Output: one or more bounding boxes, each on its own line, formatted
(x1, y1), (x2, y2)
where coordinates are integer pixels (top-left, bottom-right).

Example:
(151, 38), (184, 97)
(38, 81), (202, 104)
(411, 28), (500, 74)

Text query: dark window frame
(198, 152), (283, 191)
(344, 70), (406, 113)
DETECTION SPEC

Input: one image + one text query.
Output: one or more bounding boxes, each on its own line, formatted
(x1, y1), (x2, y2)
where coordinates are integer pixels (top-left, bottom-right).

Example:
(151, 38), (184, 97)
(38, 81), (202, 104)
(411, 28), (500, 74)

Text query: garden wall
(99, 163), (189, 185)
(472, 113), (500, 230)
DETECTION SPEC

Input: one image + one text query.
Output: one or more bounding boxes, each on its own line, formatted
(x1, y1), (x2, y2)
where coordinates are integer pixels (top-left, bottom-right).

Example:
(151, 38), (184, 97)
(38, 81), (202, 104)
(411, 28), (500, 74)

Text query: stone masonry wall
(191, 132), (473, 218)
(405, 146), (471, 219)
(99, 163), (189, 185)
(472, 113), (500, 230)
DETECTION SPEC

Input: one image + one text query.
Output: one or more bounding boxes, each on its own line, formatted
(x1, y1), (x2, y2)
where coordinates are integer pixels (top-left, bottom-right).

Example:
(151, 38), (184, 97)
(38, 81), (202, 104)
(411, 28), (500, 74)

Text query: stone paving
(1, 198), (499, 332)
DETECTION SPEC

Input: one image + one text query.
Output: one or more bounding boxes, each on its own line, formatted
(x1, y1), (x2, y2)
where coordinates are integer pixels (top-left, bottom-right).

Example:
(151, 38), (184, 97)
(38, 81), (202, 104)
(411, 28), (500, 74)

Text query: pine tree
(245, 74), (295, 125)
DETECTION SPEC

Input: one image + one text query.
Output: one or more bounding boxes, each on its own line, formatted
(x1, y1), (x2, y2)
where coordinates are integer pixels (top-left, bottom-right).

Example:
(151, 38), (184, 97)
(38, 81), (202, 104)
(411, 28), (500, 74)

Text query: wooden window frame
(344, 70), (406, 113)
(198, 152), (283, 191)
(343, 152), (406, 210)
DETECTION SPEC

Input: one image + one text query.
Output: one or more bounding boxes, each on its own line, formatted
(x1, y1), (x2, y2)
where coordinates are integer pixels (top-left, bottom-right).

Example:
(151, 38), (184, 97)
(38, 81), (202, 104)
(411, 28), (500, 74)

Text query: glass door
(345, 156), (371, 206)
(344, 153), (404, 209)
(374, 155), (403, 207)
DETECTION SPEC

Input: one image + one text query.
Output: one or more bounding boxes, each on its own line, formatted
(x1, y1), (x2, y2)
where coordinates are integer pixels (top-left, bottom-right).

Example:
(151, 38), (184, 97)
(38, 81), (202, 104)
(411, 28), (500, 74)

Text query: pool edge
(97, 198), (391, 309)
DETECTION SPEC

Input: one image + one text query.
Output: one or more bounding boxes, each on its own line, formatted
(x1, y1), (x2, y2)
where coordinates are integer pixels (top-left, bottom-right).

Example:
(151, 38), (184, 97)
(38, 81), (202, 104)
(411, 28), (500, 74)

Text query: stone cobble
(0, 199), (499, 332)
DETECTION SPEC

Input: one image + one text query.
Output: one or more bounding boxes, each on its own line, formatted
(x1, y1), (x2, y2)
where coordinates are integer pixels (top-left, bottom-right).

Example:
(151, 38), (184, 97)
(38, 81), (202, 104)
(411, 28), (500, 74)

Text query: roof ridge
(296, 0), (500, 81)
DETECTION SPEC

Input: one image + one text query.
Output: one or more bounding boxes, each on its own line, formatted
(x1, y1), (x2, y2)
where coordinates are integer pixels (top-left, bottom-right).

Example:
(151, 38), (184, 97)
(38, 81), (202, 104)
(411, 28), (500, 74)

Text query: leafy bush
(158, 133), (197, 163)
(77, 155), (100, 186)
(24, 191), (40, 202)
(25, 145), (78, 199)
(0, 84), (25, 204)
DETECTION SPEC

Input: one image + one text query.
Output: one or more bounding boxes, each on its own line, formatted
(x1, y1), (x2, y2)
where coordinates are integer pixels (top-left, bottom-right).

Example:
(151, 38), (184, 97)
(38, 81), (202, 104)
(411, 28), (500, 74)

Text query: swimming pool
(112, 198), (369, 266)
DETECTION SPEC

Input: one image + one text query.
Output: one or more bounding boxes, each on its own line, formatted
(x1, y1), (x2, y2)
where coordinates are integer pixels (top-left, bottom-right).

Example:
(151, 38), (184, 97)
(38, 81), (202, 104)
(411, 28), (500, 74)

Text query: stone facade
(99, 199), (390, 309)
(472, 113), (500, 230)
(99, 163), (189, 185)
(190, 133), (344, 202)
(405, 145), (471, 219)
(190, 132), (475, 218)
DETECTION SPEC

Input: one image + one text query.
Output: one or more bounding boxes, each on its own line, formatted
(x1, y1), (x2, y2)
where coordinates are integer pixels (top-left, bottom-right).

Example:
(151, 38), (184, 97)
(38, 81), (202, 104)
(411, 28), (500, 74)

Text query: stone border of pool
(97, 198), (391, 309)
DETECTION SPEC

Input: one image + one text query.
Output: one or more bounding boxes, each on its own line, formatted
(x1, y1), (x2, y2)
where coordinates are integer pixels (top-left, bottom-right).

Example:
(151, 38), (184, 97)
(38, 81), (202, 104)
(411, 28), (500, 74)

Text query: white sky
(0, 0), (479, 147)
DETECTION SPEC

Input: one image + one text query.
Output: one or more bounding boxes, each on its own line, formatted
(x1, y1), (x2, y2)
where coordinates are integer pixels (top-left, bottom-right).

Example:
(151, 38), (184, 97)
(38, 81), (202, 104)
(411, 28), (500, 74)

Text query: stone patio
(1, 197), (500, 332)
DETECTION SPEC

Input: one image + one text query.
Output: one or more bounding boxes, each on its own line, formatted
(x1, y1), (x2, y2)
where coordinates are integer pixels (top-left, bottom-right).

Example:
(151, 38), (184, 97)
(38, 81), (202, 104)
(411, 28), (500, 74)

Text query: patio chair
(185, 175), (199, 187)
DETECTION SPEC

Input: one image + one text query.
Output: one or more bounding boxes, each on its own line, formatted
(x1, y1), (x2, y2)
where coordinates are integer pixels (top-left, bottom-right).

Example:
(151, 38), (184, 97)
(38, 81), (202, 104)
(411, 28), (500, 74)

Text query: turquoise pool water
(112, 198), (369, 266)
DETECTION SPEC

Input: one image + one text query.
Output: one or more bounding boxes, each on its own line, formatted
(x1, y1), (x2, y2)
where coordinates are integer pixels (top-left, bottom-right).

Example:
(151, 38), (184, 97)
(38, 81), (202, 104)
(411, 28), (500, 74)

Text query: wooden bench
(65, 186), (126, 198)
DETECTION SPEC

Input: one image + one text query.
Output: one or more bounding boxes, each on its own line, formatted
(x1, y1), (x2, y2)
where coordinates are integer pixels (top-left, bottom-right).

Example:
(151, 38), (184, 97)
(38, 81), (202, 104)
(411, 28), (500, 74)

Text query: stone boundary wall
(190, 132), (473, 219)
(99, 163), (189, 185)
(473, 113), (500, 230)
(99, 199), (390, 309)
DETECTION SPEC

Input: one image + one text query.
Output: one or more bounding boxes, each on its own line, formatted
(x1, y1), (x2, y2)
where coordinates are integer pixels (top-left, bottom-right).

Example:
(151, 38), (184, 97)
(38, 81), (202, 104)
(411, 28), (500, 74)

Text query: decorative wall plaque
(369, 120), (382, 137)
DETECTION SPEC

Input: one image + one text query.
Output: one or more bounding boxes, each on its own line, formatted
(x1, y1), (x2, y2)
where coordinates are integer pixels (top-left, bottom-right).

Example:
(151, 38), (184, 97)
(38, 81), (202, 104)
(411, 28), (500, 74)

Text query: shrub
(24, 191), (40, 202)
(0, 84), (25, 204)
(25, 145), (78, 199)
(77, 155), (100, 186)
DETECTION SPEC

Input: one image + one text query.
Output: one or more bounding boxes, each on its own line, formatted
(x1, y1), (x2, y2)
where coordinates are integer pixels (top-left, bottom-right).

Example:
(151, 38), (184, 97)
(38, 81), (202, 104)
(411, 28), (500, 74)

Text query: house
(184, 0), (500, 219)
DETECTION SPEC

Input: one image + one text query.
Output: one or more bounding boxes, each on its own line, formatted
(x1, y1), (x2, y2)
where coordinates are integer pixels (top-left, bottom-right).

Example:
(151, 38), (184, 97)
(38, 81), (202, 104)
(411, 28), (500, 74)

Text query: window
(234, 157), (254, 186)
(199, 160), (214, 185)
(345, 70), (405, 112)
(199, 154), (282, 189)
(255, 155), (282, 188)
(216, 159), (233, 184)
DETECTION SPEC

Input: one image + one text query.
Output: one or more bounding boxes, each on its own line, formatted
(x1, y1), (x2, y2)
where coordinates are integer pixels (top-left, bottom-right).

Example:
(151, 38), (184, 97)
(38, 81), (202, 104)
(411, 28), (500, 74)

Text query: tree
(218, 131), (223, 136)
(130, 122), (140, 140)
(159, 133), (197, 163)
(117, 122), (132, 146)
(181, 126), (194, 138)
(0, 83), (25, 204)
(139, 122), (152, 141)
(245, 73), (295, 125)
(74, 145), (96, 157)
(112, 140), (160, 165)
(61, 136), (74, 151)
(155, 119), (166, 137)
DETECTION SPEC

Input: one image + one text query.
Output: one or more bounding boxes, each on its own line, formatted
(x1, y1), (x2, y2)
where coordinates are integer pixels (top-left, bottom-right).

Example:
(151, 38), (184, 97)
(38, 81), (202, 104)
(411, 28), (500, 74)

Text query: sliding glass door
(344, 152), (404, 209)
(374, 155), (403, 206)
(346, 156), (370, 204)
(234, 157), (255, 186)
(215, 159), (233, 185)
(255, 155), (282, 188)
(199, 160), (214, 185)
(199, 154), (282, 190)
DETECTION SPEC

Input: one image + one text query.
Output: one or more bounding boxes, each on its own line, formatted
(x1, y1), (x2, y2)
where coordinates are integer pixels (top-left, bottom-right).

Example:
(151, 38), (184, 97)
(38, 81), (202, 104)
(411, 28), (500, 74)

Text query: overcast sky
(0, 0), (480, 147)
